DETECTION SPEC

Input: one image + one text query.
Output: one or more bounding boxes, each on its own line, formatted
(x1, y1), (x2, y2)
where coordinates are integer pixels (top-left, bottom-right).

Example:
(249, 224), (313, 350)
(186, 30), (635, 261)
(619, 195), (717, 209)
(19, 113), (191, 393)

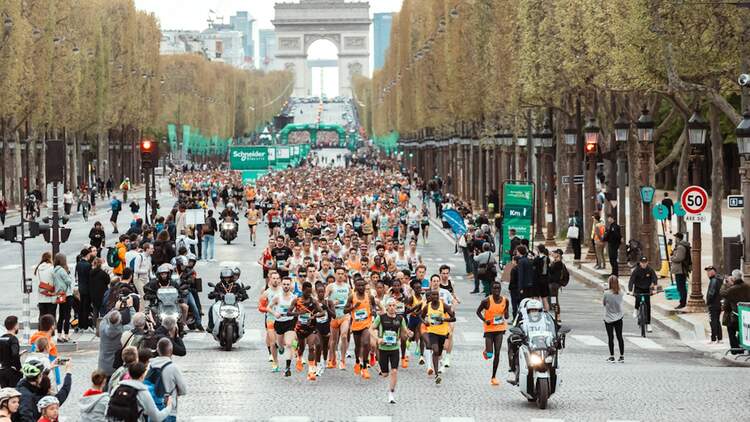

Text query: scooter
(508, 317), (570, 409)
(146, 275), (187, 336)
(220, 218), (238, 244)
(208, 282), (250, 351)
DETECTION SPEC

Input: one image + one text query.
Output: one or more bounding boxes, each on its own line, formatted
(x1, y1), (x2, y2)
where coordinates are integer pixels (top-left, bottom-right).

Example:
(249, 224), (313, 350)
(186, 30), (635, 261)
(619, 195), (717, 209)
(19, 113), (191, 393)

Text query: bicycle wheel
(638, 304), (646, 337)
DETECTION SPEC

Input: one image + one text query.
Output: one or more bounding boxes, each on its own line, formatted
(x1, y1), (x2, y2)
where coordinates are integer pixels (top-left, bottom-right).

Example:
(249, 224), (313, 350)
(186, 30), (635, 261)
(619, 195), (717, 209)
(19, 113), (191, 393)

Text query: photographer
(97, 298), (135, 377)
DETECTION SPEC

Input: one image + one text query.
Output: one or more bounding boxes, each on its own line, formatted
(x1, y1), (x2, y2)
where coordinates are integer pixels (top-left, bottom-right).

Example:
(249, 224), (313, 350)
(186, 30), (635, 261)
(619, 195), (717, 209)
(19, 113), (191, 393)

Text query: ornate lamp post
(683, 109), (709, 311)
(613, 113), (631, 276)
(734, 111), (750, 283)
(563, 123), (578, 255)
(534, 121), (555, 244)
(516, 136), (528, 181)
(636, 107), (655, 263)
(584, 118), (600, 261)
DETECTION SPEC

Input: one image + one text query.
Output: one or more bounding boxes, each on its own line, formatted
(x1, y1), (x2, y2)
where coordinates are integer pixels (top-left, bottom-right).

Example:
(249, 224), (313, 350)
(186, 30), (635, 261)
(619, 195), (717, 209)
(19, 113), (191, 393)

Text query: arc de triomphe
(273, 0), (370, 97)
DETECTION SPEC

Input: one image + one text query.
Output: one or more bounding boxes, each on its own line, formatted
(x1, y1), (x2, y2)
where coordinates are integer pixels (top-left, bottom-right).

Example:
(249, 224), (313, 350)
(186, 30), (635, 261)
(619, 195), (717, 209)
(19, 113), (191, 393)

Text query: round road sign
(652, 204), (669, 221)
(680, 185), (708, 214)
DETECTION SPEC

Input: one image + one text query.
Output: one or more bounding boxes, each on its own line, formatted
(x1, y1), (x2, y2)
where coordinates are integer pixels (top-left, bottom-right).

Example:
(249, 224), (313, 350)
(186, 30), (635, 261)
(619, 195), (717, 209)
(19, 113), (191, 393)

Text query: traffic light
(585, 141), (597, 155)
(0, 226), (17, 242)
(29, 221), (49, 238)
(140, 139), (158, 169)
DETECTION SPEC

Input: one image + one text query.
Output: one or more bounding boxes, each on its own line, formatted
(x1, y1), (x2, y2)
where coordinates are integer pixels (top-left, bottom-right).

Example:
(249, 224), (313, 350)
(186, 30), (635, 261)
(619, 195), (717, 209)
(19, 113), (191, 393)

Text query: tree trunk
(628, 128), (641, 246)
(675, 127), (690, 235)
(1, 118), (9, 204)
(709, 101), (724, 270)
(13, 125), (23, 206)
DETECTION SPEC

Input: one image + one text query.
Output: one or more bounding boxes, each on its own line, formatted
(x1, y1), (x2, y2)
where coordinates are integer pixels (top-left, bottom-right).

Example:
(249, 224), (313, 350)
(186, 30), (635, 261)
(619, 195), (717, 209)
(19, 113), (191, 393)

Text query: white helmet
(0, 388), (21, 408)
(36, 395), (59, 413)
(522, 298), (544, 312)
(157, 263), (173, 274)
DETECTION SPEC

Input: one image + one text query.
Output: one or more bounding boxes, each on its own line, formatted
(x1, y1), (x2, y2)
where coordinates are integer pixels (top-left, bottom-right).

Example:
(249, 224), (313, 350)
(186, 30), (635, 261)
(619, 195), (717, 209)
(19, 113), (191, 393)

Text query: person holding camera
(97, 298), (134, 377)
(720, 269), (750, 354)
(16, 358), (72, 422)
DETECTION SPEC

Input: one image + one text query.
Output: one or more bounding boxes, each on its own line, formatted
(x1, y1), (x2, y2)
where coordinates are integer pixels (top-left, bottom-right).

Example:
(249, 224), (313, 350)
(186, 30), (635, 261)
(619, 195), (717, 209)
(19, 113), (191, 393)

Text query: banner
(740, 302), (750, 351)
(442, 209), (467, 236)
(167, 124), (177, 151)
(230, 146), (270, 170)
(502, 183), (534, 264)
(242, 170), (268, 184)
(182, 125), (191, 157)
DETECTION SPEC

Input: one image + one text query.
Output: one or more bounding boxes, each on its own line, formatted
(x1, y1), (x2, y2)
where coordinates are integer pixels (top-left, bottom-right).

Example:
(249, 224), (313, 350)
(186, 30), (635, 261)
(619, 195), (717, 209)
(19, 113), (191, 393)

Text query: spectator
(62, 190), (74, 216)
(0, 194), (7, 226)
(154, 317), (186, 357)
(112, 235), (129, 277)
(592, 214), (606, 270)
(78, 370), (109, 422)
(97, 304), (134, 377)
(132, 243), (153, 305)
(473, 242), (497, 296)
(0, 316), (21, 388)
(567, 211), (583, 261)
(29, 315), (57, 360)
(108, 347), (138, 394)
(704, 266), (724, 344)
(661, 192), (674, 232)
(75, 248), (96, 333)
(114, 313), (155, 369)
(35, 395), (60, 422)
(110, 196), (122, 234)
(0, 386), (21, 420)
(51, 254), (74, 343)
(89, 258), (110, 320)
(603, 275), (625, 363)
(147, 338), (187, 421)
(720, 269), (750, 354)
(670, 232), (690, 310)
(152, 231), (176, 269)
(16, 358), (71, 422)
(24, 338), (56, 394)
(34, 253), (56, 326)
(88, 222), (106, 258)
(604, 215), (622, 276)
(107, 362), (173, 422)
(547, 249), (568, 323)
(516, 246), (536, 300)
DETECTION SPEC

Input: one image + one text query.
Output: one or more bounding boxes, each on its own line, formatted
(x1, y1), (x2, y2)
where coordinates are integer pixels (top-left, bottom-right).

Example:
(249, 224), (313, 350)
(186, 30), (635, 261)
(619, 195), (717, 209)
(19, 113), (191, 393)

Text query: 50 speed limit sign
(680, 185), (708, 214)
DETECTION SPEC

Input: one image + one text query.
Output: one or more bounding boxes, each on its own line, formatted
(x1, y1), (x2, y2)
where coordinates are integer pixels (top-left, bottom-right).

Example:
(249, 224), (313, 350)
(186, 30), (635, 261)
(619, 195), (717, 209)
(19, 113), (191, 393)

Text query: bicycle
(631, 290), (655, 337)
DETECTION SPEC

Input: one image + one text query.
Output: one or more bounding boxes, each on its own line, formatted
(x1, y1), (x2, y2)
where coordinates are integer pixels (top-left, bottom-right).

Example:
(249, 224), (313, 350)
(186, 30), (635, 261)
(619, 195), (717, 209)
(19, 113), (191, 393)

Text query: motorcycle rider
(175, 256), (204, 331)
(144, 263), (190, 330)
(207, 267), (249, 333)
(220, 203), (238, 222)
(506, 298), (547, 385)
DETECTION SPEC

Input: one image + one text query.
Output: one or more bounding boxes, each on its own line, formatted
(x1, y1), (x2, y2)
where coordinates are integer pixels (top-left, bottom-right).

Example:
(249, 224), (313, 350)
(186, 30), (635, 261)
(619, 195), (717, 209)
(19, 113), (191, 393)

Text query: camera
(740, 74), (750, 87)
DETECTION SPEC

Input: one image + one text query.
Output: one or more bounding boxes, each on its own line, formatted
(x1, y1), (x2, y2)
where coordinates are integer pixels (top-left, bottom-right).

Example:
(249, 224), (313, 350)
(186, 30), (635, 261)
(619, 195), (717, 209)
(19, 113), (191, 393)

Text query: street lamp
(583, 118), (600, 260)
(735, 111), (750, 284)
(687, 109), (708, 147)
(613, 112), (630, 275)
(534, 120), (555, 244)
(636, 106), (656, 264)
(684, 108), (709, 311)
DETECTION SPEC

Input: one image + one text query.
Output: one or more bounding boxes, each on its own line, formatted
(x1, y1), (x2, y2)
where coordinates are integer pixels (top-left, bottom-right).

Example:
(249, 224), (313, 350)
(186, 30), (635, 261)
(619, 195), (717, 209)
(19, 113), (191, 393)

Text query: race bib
(272, 217), (281, 223)
(383, 330), (398, 346)
(396, 302), (406, 315)
(277, 260), (286, 268)
(298, 313), (311, 325)
(285, 221), (293, 228)
(316, 314), (329, 324)
(278, 305), (289, 315)
(492, 315), (505, 325)
(430, 314), (443, 325)
(354, 221), (362, 228)
(354, 309), (368, 321)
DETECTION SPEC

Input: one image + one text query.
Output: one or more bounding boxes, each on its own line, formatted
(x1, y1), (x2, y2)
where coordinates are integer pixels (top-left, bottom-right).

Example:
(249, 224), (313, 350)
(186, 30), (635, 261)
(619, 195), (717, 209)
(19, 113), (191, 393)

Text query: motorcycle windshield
(523, 313), (556, 350)
(157, 287), (179, 303)
(224, 293), (236, 305)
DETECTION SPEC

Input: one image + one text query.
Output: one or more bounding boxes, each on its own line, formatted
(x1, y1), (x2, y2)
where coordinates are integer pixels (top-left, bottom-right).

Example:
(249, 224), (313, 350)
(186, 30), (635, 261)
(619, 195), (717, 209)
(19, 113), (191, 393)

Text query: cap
(553, 249), (564, 256)
(704, 265), (716, 271)
(639, 256), (648, 263)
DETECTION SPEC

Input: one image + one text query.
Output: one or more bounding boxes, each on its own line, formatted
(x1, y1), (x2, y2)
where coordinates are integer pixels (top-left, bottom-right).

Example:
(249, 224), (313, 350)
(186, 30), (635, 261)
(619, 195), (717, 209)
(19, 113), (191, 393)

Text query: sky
(133, 0), (404, 96)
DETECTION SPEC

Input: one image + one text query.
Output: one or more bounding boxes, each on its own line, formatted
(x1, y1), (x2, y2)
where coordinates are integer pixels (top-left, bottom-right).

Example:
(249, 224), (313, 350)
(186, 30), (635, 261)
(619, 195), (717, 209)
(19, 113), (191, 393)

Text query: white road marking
(608, 420), (640, 422)
(626, 336), (664, 350)
(570, 335), (607, 347)
(188, 418), (239, 422)
(356, 417), (392, 422)
(530, 419), (565, 422)
(219, 261), (241, 267)
(270, 418), (311, 422)
(440, 418), (475, 422)
(0, 264), (21, 270)
(461, 331), (485, 344)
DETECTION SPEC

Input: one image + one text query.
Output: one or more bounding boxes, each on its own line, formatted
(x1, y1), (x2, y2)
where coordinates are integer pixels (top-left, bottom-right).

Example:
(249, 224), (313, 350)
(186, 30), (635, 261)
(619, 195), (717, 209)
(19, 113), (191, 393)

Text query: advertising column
(502, 183), (534, 264)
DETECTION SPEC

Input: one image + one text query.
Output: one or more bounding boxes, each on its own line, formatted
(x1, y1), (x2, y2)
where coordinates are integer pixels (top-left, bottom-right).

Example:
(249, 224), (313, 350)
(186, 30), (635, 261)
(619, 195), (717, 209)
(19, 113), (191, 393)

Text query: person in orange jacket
(112, 235), (129, 276)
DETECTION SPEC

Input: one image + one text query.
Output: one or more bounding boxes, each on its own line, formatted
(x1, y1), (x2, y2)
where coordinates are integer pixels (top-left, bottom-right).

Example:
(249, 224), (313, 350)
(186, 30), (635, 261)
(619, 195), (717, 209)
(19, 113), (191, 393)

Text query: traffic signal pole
(51, 181), (60, 256)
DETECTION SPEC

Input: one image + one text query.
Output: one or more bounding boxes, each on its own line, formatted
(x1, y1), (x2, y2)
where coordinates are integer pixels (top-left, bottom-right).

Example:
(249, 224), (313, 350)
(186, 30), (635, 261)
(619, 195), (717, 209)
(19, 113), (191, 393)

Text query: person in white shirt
(132, 244), (153, 310)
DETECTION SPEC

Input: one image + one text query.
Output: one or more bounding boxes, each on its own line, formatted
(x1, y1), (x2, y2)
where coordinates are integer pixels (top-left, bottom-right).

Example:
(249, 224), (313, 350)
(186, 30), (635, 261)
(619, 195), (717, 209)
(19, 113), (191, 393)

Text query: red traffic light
(585, 142), (597, 155)
(140, 139), (153, 151)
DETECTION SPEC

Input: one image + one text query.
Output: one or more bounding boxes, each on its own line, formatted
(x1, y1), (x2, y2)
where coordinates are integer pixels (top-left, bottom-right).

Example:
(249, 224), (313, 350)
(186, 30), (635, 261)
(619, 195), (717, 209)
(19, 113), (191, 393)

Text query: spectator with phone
(97, 299), (134, 377)
(16, 358), (72, 422)
(0, 316), (22, 388)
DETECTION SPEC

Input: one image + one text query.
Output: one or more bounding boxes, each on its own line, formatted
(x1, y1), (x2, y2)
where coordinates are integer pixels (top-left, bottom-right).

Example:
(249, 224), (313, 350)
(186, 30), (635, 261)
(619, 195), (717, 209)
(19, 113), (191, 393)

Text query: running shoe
(427, 367), (434, 376)
(483, 351), (493, 360)
(388, 391), (396, 404)
(419, 356), (425, 365)
(307, 371), (317, 381)
(401, 357), (408, 369)
(618, 356), (625, 363)
(435, 375), (442, 385)
(369, 353), (376, 367)
(267, 354), (274, 362)
(339, 361), (346, 370)
(443, 354), (451, 368)
(490, 378), (500, 386)
(354, 363), (361, 375)
(284, 368), (291, 377)
(296, 358), (304, 372)
(316, 365), (325, 377)
(326, 359), (335, 369)
(271, 363), (280, 373)
(606, 356), (615, 363)
(362, 368), (371, 379)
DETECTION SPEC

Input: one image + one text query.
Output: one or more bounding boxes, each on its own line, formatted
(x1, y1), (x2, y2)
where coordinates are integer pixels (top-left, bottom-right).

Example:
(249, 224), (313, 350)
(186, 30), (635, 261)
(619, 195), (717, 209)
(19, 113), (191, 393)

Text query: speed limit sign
(680, 185), (708, 214)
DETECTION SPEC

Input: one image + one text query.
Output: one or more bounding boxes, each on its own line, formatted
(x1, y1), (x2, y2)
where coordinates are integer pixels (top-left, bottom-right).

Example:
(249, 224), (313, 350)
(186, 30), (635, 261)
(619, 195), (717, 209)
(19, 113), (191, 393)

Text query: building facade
(230, 11), (255, 68)
(259, 29), (278, 72)
(373, 12), (392, 71)
(160, 30), (203, 55)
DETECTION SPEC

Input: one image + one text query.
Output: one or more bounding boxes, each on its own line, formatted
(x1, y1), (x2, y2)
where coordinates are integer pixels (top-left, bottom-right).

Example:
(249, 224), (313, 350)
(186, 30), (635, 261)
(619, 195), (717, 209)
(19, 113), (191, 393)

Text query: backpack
(128, 256), (138, 272)
(107, 247), (121, 268)
(106, 384), (141, 422)
(560, 263), (570, 287)
(0, 334), (13, 368)
(144, 362), (172, 408)
(682, 244), (692, 274)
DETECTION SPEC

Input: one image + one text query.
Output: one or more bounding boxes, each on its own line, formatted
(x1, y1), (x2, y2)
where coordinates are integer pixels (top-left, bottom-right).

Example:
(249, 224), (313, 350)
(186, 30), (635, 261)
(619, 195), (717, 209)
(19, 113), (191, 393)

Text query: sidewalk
(565, 256), (750, 367)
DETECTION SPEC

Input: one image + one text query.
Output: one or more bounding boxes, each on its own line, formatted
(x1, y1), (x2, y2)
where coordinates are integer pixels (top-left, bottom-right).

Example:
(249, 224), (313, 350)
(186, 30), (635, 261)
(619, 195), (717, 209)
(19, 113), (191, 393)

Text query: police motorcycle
(207, 267), (250, 351)
(220, 203), (239, 244)
(508, 299), (571, 409)
(144, 263), (187, 336)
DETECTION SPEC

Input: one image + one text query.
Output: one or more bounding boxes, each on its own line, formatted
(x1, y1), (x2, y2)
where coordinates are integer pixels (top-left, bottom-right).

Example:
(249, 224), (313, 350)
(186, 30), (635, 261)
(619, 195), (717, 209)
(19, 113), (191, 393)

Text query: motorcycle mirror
(207, 282), (216, 288)
(558, 325), (572, 335)
(244, 285), (251, 290)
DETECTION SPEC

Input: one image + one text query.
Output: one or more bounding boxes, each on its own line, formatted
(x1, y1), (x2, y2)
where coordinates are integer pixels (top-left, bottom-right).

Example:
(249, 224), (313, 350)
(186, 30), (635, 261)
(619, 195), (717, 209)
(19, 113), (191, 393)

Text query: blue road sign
(653, 204), (669, 221)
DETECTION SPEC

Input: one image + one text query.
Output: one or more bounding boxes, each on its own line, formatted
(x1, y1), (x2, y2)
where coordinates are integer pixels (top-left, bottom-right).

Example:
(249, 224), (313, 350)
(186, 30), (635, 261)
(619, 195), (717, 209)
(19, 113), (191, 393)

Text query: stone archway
(273, 0), (370, 97)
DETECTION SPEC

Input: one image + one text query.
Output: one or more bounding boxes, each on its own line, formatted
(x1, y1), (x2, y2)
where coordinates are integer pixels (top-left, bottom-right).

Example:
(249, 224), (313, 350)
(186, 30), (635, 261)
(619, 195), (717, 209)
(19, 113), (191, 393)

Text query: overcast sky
(134, 0), (403, 95)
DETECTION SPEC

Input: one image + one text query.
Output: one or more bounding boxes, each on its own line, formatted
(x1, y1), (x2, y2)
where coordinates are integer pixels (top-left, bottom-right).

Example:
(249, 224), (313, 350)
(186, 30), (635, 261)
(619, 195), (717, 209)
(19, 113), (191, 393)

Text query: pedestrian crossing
(184, 417), (640, 422)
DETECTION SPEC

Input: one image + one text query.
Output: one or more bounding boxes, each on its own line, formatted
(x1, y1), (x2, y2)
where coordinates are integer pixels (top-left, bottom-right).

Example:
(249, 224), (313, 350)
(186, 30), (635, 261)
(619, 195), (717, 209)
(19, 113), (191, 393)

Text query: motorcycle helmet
(186, 253), (198, 268)
(0, 388), (21, 409)
(21, 358), (45, 379)
(220, 267), (233, 283)
(523, 298), (545, 323)
(175, 255), (189, 272)
(157, 263), (172, 285)
(36, 395), (59, 414)
(232, 267), (241, 281)
(227, 203), (235, 209)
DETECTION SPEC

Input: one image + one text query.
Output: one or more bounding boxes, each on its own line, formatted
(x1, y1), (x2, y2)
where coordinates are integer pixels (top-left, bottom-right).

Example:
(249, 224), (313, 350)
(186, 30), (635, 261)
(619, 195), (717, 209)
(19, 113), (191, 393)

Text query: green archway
(279, 123), (355, 149)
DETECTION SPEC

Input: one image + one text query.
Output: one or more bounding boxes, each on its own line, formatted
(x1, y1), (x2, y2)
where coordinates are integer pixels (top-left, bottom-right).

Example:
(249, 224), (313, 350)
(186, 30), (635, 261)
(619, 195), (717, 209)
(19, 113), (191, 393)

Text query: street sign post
(684, 214), (707, 223)
(653, 203), (669, 221)
(572, 175), (584, 185)
(680, 185), (708, 214)
(502, 183), (534, 264)
(728, 195), (745, 209)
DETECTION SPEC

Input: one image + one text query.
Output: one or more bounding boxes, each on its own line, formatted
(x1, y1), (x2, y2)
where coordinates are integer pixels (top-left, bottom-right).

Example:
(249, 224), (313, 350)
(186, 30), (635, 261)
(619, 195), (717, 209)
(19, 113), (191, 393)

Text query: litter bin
(723, 236), (742, 275)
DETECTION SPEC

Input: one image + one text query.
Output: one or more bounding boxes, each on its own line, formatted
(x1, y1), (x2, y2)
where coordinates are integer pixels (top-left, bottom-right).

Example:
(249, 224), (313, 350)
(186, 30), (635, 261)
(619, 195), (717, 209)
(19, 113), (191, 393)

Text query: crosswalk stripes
(530, 419), (565, 422)
(269, 417), (312, 422)
(625, 336), (664, 350)
(570, 334), (608, 347)
(185, 417), (640, 422)
(356, 417), (392, 422)
(440, 418), (476, 422)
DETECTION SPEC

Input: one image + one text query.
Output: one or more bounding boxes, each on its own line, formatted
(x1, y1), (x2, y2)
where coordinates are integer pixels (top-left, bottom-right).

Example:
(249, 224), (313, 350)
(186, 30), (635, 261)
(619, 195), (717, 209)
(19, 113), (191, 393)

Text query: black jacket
(548, 261), (564, 286)
(517, 256), (535, 289)
(0, 333), (21, 370)
(628, 265), (657, 292)
(15, 373), (71, 422)
(89, 267), (110, 307)
(155, 326), (186, 357)
(604, 223), (622, 248)
(705, 275), (724, 310)
(208, 282), (249, 302)
(75, 259), (92, 293)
